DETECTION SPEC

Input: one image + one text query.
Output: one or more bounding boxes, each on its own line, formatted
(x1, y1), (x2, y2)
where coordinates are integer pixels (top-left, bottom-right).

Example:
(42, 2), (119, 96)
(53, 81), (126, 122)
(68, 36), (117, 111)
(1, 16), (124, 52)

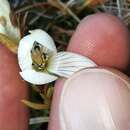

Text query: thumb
(48, 68), (130, 130)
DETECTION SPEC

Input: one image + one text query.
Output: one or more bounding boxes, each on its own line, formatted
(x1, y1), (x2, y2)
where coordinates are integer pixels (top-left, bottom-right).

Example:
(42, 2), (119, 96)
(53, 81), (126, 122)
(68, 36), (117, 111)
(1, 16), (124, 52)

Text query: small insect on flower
(18, 29), (97, 85)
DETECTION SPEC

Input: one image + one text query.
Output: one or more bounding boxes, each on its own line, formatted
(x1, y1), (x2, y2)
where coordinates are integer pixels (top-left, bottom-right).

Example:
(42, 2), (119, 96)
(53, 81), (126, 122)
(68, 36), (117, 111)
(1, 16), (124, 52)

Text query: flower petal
(0, 24), (6, 35)
(48, 52), (97, 78)
(29, 29), (57, 53)
(0, 0), (10, 17)
(20, 70), (58, 85)
(18, 36), (33, 70)
(0, 0), (20, 42)
(18, 29), (57, 71)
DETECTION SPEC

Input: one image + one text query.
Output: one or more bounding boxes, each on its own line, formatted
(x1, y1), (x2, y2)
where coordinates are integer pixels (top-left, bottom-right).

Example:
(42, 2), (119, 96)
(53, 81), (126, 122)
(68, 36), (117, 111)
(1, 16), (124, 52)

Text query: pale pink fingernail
(48, 68), (130, 130)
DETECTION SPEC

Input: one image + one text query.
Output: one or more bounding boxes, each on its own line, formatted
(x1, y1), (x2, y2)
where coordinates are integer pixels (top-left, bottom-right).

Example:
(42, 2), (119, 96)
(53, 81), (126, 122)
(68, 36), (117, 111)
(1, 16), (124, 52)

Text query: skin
(48, 78), (66, 130)
(0, 44), (29, 130)
(68, 13), (130, 70)
(48, 68), (130, 130)
(48, 13), (130, 129)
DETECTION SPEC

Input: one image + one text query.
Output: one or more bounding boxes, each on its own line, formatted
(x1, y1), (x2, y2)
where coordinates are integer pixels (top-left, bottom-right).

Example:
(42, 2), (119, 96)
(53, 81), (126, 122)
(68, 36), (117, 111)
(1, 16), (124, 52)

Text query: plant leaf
(29, 116), (49, 125)
(22, 100), (49, 110)
(0, 33), (18, 54)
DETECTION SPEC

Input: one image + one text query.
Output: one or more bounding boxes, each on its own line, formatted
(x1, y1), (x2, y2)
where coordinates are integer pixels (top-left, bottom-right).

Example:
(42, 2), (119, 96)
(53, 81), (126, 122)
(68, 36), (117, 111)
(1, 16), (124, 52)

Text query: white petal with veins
(20, 70), (58, 85)
(48, 52), (97, 78)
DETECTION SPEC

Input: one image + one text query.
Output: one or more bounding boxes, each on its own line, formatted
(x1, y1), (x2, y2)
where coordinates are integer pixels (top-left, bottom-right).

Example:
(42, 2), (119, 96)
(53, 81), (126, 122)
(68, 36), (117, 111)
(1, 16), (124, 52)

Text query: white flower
(18, 29), (97, 85)
(0, 0), (20, 42)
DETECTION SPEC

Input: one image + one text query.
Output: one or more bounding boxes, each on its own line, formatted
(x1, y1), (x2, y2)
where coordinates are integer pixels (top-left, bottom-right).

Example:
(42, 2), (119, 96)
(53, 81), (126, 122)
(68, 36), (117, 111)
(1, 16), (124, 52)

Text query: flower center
(31, 41), (49, 71)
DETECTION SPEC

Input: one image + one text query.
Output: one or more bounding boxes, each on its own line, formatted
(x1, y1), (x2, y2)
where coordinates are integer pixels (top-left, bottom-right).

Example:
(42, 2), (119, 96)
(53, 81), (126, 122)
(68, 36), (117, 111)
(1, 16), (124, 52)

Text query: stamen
(31, 41), (49, 71)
